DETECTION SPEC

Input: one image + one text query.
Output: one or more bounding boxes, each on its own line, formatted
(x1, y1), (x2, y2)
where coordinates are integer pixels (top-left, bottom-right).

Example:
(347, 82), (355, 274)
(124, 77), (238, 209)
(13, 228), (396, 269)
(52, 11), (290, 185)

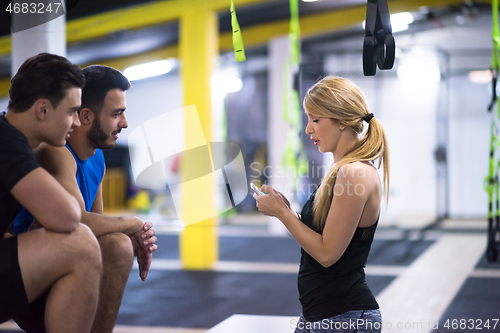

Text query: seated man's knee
(99, 232), (134, 268)
(68, 224), (102, 271)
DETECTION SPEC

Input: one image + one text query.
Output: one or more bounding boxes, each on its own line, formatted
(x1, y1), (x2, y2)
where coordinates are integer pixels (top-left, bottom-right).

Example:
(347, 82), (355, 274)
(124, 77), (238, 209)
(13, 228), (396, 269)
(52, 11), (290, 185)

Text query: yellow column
(179, 8), (218, 269)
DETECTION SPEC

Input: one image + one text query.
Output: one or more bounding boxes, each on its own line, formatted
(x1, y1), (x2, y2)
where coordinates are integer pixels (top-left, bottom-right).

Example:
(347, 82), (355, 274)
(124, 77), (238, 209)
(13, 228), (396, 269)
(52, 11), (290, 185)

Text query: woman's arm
(256, 163), (372, 267)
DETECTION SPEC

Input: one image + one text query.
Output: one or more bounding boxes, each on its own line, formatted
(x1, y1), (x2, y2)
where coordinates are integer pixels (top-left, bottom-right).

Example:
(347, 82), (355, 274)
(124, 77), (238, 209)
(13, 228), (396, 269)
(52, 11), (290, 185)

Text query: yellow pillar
(179, 8), (218, 269)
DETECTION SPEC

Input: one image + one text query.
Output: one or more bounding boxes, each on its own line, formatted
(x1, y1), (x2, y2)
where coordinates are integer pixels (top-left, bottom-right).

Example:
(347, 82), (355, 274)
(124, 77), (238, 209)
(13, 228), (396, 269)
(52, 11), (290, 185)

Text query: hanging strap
(363, 0), (395, 76)
(489, 0), (500, 111)
(492, 0), (500, 72)
(230, 0), (246, 62)
(289, 0), (300, 65)
(281, 0), (308, 190)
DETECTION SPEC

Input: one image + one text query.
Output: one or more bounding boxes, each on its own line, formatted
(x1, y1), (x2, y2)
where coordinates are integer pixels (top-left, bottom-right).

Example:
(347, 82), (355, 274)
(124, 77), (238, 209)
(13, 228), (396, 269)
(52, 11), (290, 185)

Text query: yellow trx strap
(230, 0), (246, 62)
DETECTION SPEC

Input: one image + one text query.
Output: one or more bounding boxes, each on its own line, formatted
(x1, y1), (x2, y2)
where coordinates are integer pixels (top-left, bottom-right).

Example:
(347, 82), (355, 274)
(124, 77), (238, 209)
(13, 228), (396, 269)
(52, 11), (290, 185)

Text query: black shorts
(0, 235), (29, 322)
(0, 236), (47, 332)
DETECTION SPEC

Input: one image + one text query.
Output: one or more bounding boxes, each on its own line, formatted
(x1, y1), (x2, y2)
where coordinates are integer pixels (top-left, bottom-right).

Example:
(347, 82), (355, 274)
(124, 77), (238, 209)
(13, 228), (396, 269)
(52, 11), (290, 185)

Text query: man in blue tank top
(14, 65), (158, 333)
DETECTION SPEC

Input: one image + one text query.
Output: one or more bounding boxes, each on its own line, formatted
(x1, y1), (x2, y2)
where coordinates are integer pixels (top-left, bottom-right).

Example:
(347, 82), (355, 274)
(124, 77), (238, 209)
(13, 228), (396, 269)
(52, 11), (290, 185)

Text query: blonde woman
(254, 76), (389, 333)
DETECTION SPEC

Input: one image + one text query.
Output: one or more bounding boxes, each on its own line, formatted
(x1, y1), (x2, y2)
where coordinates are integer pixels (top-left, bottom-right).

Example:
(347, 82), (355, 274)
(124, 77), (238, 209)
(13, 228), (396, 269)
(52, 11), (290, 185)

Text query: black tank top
(297, 189), (379, 322)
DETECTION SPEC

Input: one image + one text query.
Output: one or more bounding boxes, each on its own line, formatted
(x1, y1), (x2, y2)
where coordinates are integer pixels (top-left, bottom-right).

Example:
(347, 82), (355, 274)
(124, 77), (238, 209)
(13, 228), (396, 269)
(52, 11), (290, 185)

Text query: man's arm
(90, 178), (104, 214)
(34, 144), (144, 237)
(91, 164), (157, 281)
(11, 167), (81, 233)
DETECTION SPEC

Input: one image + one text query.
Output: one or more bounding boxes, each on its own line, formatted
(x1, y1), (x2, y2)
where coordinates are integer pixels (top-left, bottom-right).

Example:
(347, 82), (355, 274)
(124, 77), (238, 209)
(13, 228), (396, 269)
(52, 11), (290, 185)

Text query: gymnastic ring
(376, 34), (395, 70)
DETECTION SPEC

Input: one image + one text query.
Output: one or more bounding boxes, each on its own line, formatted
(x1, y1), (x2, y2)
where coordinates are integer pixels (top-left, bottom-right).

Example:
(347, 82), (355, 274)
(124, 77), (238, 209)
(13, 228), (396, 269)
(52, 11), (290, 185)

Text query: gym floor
(0, 217), (498, 333)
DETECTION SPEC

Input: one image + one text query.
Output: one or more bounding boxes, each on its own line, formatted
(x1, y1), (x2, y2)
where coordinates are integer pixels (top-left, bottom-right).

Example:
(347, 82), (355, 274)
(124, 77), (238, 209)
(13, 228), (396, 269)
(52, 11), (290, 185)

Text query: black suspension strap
(363, 0), (395, 76)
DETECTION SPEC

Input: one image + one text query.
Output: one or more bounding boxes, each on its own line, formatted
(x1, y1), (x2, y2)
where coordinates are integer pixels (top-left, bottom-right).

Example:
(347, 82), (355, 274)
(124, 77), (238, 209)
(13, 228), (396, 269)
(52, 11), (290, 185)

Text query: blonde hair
(303, 76), (390, 230)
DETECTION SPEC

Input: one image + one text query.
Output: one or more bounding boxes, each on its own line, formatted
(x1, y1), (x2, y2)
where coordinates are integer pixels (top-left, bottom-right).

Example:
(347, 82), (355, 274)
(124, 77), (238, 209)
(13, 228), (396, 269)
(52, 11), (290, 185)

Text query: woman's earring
(339, 126), (345, 131)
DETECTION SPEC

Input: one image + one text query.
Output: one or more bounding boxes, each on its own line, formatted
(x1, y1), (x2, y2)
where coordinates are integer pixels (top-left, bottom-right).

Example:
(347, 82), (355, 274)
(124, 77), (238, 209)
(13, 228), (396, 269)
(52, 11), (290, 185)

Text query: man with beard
(14, 65), (158, 333)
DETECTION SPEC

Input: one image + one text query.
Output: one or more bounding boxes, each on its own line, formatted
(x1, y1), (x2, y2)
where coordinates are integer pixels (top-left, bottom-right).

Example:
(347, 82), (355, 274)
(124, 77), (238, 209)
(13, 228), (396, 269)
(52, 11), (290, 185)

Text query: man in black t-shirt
(0, 53), (101, 332)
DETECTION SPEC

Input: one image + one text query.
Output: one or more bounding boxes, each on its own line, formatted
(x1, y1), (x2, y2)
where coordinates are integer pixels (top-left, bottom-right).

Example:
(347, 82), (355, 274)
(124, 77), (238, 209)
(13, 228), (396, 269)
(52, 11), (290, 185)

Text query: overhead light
(397, 64), (441, 83)
(391, 12), (414, 32)
(302, 0), (319, 2)
(123, 59), (174, 81)
(468, 70), (492, 84)
(211, 74), (243, 93)
(362, 12), (413, 33)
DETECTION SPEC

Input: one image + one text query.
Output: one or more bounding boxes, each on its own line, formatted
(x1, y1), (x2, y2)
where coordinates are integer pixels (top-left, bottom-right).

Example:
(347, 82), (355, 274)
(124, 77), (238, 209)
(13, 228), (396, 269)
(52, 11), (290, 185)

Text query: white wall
(448, 76), (491, 218)
(118, 73), (183, 146)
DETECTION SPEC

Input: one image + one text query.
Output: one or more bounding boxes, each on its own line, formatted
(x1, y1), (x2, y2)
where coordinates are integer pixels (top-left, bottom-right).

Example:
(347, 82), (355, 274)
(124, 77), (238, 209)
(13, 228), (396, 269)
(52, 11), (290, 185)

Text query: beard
(88, 116), (116, 150)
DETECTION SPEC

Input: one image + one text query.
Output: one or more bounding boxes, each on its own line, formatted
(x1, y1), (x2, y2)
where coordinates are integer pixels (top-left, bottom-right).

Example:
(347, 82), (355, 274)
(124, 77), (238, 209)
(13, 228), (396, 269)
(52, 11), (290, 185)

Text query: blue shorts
(294, 309), (382, 333)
